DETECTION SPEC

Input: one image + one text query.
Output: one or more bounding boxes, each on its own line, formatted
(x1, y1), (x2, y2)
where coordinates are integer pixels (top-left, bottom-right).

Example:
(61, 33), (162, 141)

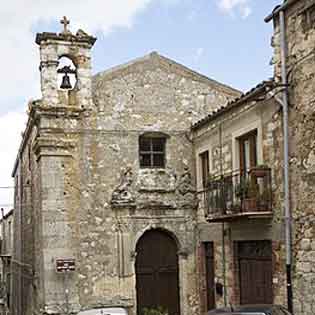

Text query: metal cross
(60, 16), (70, 33)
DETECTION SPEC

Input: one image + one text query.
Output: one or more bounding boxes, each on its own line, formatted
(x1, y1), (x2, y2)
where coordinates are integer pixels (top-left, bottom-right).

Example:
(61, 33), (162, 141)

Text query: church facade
(11, 22), (239, 315)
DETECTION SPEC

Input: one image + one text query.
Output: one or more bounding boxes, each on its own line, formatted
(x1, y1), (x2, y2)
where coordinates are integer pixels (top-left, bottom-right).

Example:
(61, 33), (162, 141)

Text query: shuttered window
(200, 151), (209, 188)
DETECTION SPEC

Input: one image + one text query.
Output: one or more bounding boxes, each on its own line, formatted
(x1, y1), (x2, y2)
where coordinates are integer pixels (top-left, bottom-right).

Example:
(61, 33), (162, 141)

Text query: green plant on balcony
(257, 188), (272, 210)
(256, 163), (269, 169)
(142, 306), (169, 315)
(235, 177), (259, 211)
(243, 179), (259, 211)
(235, 177), (250, 199)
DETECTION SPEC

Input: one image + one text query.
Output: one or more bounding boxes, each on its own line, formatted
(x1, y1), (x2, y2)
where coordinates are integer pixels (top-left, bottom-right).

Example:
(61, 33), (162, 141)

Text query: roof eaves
(191, 80), (274, 130)
(264, 0), (300, 22)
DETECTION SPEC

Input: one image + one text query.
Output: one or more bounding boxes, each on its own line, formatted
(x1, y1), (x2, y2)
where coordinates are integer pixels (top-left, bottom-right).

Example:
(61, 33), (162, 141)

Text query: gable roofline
(93, 51), (241, 97)
(191, 79), (274, 130)
(265, 0), (300, 22)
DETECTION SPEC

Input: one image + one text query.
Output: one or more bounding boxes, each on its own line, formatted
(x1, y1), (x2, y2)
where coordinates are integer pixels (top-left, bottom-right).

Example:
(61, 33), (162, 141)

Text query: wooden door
(238, 240), (273, 304)
(136, 230), (180, 315)
(204, 242), (215, 310)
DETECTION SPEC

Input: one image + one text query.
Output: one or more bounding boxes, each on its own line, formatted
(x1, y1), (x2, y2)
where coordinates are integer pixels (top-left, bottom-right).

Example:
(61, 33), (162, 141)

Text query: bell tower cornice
(35, 31), (97, 47)
(35, 16), (96, 47)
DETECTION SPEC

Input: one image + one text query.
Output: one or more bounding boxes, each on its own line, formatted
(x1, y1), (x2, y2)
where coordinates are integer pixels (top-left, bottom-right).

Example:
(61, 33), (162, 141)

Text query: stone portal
(135, 229), (180, 315)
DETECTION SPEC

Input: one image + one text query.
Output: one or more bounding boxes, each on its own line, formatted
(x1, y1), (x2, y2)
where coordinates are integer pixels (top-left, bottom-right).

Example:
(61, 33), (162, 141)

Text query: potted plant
(230, 201), (241, 214)
(142, 307), (168, 315)
(235, 177), (249, 200)
(257, 188), (272, 211)
(242, 179), (258, 212)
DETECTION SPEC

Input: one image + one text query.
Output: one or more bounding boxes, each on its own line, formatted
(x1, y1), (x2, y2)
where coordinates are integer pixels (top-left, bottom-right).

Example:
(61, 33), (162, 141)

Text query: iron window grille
(139, 136), (166, 168)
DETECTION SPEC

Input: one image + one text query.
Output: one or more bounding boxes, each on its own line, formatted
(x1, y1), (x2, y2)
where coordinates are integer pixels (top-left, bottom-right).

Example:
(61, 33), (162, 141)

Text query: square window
(140, 154), (152, 167)
(139, 136), (166, 168)
(139, 137), (151, 151)
(152, 138), (165, 152)
(153, 153), (165, 168)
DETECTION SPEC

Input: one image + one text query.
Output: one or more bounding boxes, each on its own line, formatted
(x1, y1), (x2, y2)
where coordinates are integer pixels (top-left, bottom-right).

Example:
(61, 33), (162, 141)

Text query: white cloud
(193, 47), (204, 63)
(0, 0), (177, 209)
(0, 0), (159, 113)
(217, 0), (252, 19)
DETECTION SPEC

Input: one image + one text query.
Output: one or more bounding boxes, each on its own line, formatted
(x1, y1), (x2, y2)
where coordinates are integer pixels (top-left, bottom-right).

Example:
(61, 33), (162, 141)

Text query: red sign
(56, 258), (76, 272)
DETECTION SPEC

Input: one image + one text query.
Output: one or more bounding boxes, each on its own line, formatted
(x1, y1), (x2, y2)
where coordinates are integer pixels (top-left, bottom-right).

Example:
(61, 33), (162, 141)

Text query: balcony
(200, 167), (273, 223)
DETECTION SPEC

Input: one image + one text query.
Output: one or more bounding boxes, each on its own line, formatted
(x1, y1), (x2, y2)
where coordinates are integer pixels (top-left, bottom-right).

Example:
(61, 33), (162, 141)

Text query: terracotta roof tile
(191, 79), (274, 130)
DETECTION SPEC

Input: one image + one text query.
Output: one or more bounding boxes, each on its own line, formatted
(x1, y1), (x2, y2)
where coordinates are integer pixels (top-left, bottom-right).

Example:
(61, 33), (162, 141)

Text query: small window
(139, 136), (166, 168)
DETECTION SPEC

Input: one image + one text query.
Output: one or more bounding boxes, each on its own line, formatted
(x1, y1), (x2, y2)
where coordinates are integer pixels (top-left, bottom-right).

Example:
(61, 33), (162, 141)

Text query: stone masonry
(11, 24), (240, 315)
(192, 81), (287, 310)
(270, 1), (315, 313)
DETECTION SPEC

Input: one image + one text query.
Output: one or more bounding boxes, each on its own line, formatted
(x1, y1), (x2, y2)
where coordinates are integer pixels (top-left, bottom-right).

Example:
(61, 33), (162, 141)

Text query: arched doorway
(136, 229), (180, 315)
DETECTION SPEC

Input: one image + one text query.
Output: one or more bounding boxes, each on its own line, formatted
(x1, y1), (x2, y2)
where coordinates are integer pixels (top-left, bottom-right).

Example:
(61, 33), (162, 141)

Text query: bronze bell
(60, 73), (72, 89)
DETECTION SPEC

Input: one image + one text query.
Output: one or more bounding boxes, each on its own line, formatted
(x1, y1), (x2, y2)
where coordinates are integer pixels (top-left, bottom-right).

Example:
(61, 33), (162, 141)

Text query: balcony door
(200, 151), (209, 188)
(238, 130), (257, 172)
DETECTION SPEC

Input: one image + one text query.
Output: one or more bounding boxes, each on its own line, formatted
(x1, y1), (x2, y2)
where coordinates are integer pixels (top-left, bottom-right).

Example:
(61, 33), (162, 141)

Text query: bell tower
(35, 17), (96, 109)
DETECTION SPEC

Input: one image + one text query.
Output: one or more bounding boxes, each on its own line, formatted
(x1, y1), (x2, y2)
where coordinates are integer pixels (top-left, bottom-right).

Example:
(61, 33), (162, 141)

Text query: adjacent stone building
(268, 0), (315, 312)
(192, 80), (285, 312)
(11, 22), (239, 315)
(0, 208), (14, 314)
(192, 1), (315, 314)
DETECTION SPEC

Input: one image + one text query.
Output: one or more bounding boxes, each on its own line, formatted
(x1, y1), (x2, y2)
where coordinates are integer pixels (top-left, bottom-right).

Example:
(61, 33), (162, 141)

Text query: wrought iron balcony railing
(199, 167), (273, 222)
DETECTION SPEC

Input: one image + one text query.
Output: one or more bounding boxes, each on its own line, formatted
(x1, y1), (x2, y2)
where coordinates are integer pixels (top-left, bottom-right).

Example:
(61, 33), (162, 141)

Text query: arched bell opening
(57, 56), (77, 90)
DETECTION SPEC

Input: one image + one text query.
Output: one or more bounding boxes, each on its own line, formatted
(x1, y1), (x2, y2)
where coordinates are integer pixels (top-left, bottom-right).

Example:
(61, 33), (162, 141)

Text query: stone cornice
(30, 104), (85, 121)
(35, 31), (96, 47)
(33, 137), (76, 160)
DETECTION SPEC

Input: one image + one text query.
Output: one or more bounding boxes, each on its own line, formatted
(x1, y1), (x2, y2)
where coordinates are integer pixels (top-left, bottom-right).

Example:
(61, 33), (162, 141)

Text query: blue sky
(92, 0), (279, 92)
(0, 0), (280, 210)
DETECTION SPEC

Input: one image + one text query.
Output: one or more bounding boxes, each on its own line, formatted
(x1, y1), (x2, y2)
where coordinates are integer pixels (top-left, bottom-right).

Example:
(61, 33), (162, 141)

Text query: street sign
(56, 258), (76, 272)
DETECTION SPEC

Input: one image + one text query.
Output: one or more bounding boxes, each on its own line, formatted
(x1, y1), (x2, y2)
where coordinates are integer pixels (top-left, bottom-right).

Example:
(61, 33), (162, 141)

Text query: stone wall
(0, 210), (14, 313)
(193, 91), (287, 309)
(11, 113), (40, 315)
(13, 30), (240, 315)
(271, 1), (315, 313)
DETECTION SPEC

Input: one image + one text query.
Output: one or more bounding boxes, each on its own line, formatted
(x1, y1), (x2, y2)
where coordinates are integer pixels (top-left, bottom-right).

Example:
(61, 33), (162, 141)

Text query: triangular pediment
(93, 52), (240, 97)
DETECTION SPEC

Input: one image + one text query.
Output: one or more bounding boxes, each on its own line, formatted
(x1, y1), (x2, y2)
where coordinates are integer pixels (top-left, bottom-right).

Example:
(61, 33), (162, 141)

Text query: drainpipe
(279, 10), (293, 313)
(219, 123), (227, 306)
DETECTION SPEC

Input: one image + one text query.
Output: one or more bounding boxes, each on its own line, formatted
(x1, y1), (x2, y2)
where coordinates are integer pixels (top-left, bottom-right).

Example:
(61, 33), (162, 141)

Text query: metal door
(136, 230), (180, 315)
(238, 240), (273, 304)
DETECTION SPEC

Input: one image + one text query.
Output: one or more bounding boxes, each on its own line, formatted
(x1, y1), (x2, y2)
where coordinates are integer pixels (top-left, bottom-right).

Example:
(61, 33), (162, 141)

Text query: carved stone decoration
(177, 167), (196, 195)
(111, 166), (135, 207)
(176, 167), (198, 209)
